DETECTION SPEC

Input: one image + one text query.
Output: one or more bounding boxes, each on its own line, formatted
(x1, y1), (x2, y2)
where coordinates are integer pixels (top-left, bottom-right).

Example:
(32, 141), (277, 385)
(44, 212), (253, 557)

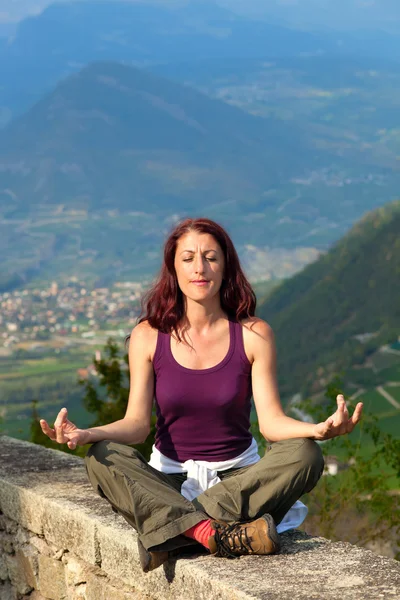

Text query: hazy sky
(0, 0), (398, 32)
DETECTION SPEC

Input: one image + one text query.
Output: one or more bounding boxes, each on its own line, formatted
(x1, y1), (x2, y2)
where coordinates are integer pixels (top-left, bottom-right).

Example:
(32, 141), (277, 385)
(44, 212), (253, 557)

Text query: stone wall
(0, 511), (143, 600)
(1, 436), (399, 600)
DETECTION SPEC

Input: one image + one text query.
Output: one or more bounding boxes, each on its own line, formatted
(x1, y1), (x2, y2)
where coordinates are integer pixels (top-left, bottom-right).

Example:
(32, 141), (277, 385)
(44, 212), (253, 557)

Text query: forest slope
(257, 200), (400, 397)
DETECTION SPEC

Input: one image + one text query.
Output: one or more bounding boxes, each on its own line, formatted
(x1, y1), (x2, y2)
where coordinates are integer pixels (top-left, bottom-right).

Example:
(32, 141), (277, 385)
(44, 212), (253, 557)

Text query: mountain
(223, 1), (400, 34)
(0, 60), (311, 214)
(6, 1), (400, 34)
(257, 200), (400, 398)
(0, 60), (322, 287)
(0, 0), (331, 125)
(1, 59), (399, 289)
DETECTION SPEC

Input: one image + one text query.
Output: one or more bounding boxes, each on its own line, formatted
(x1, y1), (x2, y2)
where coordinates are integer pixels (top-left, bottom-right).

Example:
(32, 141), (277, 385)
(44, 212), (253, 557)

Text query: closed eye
(183, 258), (216, 262)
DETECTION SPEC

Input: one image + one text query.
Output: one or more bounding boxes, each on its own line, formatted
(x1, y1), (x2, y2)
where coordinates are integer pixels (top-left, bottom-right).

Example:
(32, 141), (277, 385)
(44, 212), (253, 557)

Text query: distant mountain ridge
(223, 0), (400, 34)
(257, 199), (400, 397)
(1, 59), (399, 289)
(0, 60), (311, 214)
(0, 0), (331, 124)
(6, 1), (400, 34)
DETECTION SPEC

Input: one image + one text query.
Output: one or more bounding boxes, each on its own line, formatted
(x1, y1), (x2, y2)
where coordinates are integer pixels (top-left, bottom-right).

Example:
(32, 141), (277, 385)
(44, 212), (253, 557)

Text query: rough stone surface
(0, 552), (9, 581)
(0, 435), (399, 600)
(0, 579), (17, 600)
(38, 555), (67, 600)
(5, 549), (37, 595)
(85, 574), (145, 600)
(63, 556), (88, 588)
(22, 592), (47, 600)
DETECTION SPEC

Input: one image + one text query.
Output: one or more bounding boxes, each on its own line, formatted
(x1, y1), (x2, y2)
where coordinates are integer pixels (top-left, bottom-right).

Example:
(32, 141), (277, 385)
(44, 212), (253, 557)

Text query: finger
(66, 431), (81, 450)
(336, 394), (346, 409)
(54, 407), (68, 429)
(334, 395), (346, 425)
(349, 402), (363, 428)
(39, 419), (56, 440)
(343, 399), (349, 418)
(54, 408), (68, 444)
(321, 418), (334, 438)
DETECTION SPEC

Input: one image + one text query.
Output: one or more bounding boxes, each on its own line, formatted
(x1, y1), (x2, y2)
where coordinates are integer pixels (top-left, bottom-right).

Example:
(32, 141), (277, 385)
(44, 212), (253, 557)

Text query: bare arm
(86, 321), (155, 444)
(248, 319), (362, 442)
(40, 321), (156, 448)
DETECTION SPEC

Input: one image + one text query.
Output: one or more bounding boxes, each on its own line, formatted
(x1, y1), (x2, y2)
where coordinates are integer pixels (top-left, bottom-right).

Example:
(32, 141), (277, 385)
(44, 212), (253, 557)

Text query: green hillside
(257, 199), (400, 397)
(0, 60), (309, 215)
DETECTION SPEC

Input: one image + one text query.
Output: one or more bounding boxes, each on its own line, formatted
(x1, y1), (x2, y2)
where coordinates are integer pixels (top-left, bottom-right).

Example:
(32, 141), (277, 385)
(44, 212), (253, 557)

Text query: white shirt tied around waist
(148, 437), (307, 534)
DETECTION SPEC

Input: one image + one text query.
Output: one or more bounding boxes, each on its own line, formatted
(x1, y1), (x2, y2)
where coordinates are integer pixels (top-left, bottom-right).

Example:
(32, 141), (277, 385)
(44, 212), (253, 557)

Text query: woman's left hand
(313, 395), (363, 441)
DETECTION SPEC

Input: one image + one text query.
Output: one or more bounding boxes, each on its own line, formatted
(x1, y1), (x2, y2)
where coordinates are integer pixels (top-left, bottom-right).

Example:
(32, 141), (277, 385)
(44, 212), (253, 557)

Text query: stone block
(40, 500), (98, 565)
(30, 535), (53, 557)
(64, 556), (88, 587)
(70, 583), (87, 600)
(86, 574), (144, 600)
(5, 548), (37, 595)
(0, 484), (46, 536)
(38, 555), (67, 600)
(0, 579), (17, 600)
(95, 520), (143, 588)
(0, 531), (14, 554)
(0, 552), (8, 580)
(22, 592), (47, 600)
(15, 525), (30, 546)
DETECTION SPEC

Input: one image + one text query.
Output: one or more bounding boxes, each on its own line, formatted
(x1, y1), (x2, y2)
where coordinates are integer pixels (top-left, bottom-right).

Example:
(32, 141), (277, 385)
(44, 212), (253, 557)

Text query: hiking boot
(137, 538), (169, 573)
(208, 513), (281, 558)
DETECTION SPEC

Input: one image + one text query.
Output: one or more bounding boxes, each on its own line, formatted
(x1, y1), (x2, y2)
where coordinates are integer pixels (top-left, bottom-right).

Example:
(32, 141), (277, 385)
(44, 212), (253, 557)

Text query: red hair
(138, 217), (256, 341)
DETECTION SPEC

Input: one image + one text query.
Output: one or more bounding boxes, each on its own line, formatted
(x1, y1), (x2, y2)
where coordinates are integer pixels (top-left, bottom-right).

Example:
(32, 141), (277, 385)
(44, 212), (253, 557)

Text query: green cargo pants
(85, 437), (324, 552)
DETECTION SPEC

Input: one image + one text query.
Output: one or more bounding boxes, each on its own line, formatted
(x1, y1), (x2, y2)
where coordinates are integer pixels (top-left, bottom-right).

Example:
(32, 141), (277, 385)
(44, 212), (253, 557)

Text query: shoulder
(240, 316), (274, 341)
(239, 317), (275, 363)
(128, 320), (159, 362)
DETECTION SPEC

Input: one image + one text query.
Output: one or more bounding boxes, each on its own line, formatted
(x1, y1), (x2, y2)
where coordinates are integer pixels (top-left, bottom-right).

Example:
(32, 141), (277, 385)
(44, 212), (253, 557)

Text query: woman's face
(174, 231), (225, 303)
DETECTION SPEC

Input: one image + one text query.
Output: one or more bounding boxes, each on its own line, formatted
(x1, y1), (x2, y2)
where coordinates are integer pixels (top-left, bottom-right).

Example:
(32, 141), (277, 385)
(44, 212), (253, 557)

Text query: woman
(40, 217), (363, 573)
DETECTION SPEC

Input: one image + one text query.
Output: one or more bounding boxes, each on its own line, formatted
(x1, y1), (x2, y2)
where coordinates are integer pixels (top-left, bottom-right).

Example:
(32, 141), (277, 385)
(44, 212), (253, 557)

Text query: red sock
(184, 519), (215, 550)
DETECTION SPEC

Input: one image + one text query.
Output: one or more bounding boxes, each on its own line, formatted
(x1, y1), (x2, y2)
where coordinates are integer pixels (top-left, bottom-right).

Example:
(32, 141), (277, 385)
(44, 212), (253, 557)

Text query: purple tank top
(153, 320), (253, 462)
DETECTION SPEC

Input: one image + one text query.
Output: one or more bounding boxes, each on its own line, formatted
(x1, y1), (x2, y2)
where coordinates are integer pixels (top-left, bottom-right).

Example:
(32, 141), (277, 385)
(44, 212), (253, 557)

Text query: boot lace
(213, 522), (254, 558)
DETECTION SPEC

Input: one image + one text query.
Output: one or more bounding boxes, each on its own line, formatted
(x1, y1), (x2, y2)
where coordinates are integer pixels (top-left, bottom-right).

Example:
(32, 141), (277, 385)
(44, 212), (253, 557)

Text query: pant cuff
(139, 510), (208, 551)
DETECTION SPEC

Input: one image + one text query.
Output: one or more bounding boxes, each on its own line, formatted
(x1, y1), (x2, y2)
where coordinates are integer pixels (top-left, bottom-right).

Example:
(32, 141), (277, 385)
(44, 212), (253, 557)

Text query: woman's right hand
(40, 407), (91, 450)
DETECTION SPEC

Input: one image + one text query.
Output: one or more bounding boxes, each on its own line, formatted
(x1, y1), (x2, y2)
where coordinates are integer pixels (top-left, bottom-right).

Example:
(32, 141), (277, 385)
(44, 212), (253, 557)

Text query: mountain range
(0, 60), (312, 214)
(2, 1), (400, 127)
(0, 1), (333, 125)
(1, 57), (399, 289)
(223, 1), (400, 34)
(4, 1), (400, 34)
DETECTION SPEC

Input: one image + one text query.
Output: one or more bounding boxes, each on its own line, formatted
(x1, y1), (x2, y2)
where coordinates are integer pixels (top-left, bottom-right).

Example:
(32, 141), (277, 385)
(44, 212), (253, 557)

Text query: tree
(291, 378), (400, 560)
(79, 338), (156, 460)
(30, 337), (156, 460)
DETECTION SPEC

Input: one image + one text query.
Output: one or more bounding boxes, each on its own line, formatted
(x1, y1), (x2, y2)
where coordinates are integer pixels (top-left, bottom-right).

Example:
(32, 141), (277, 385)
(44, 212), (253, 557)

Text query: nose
(193, 254), (206, 274)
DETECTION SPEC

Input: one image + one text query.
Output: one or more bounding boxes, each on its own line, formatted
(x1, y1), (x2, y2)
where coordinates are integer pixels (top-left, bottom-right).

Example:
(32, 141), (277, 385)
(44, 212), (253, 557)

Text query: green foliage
(293, 377), (400, 558)
(29, 337), (156, 459)
(79, 338), (156, 460)
(29, 399), (87, 457)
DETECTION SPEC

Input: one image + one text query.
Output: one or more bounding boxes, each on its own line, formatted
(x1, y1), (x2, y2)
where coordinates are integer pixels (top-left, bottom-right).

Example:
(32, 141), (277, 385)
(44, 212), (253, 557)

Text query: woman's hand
(313, 395), (363, 441)
(40, 407), (91, 450)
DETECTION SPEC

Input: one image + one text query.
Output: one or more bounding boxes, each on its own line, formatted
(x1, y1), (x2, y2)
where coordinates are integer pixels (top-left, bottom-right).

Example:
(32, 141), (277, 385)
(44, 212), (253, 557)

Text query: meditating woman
(40, 217), (363, 572)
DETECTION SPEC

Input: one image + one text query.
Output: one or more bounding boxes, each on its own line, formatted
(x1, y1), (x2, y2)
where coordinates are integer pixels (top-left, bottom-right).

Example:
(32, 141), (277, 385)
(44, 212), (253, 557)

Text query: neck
(181, 297), (227, 333)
